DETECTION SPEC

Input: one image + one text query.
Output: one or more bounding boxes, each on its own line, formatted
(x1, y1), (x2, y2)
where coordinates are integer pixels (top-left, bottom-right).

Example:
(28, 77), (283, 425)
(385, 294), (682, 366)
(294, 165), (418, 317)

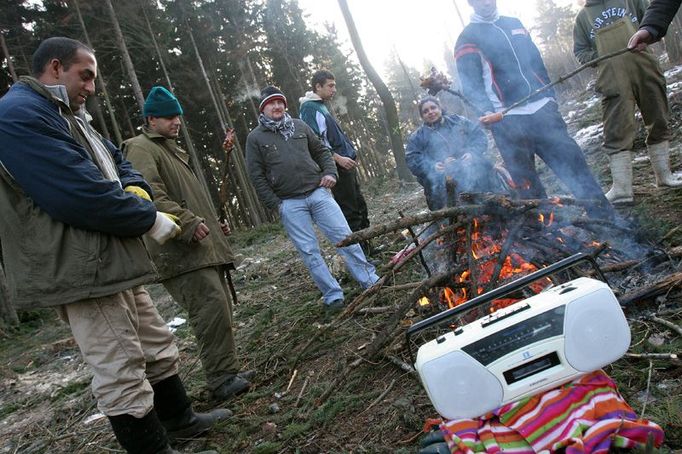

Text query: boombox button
(436, 336), (446, 344)
(559, 286), (577, 294)
(454, 327), (464, 336)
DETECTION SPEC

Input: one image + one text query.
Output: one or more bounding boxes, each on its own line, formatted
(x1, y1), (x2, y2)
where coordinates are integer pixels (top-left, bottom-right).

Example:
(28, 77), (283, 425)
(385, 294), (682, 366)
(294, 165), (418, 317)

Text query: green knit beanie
(143, 86), (183, 118)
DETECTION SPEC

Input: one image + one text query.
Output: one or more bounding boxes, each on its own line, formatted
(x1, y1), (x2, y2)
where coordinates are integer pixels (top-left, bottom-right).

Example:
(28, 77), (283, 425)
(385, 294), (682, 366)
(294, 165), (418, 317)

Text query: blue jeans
(279, 188), (379, 304)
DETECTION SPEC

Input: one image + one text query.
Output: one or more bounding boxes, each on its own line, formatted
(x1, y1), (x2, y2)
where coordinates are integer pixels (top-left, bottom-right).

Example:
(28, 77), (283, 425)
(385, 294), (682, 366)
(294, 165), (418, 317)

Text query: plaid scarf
(259, 112), (295, 140)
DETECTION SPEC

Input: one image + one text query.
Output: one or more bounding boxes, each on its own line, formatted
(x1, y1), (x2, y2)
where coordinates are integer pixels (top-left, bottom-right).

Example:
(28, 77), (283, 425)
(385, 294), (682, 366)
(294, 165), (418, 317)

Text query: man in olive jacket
(246, 86), (378, 311)
(574, 0), (681, 204)
(124, 86), (251, 402)
(0, 38), (228, 454)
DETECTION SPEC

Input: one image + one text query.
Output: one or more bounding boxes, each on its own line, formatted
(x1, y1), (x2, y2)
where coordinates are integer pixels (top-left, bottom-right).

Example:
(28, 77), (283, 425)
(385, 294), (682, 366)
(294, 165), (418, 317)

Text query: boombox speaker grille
(420, 350), (503, 419)
(563, 290), (631, 372)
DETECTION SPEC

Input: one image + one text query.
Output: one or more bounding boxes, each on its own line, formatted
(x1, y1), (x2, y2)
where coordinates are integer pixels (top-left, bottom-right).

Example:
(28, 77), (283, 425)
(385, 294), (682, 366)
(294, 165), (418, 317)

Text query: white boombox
(413, 276), (630, 420)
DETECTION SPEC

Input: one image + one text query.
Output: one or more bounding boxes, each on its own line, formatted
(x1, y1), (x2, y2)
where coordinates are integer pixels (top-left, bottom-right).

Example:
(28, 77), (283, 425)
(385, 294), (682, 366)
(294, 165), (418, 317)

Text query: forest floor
(2, 65), (682, 454)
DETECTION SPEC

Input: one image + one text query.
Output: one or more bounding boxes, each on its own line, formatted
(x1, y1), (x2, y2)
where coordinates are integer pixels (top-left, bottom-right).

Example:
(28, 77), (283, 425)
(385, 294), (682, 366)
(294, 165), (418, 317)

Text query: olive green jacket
(574, 0), (663, 96)
(124, 131), (234, 280)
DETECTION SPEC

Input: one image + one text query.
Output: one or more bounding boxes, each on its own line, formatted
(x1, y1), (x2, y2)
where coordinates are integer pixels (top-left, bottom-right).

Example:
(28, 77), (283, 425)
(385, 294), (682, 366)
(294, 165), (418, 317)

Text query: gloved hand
(147, 212), (181, 245)
(124, 185), (152, 201)
(418, 430), (450, 454)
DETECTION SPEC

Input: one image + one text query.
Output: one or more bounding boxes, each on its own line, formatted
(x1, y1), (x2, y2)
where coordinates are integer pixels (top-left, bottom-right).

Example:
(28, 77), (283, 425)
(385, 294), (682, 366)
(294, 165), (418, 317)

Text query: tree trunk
(140, 5), (212, 199)
(103, 0), (145, 114)
(0, 32), (18, 82)
(210, 71), (269, 227)
(72, 0), (123, 145)
(337, 0), (412, 181)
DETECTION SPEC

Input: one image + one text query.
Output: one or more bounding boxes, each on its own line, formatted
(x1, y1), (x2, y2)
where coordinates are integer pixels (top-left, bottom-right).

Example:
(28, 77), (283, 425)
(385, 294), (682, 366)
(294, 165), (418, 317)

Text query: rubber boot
(152, 374), (232, 444)
(107, 409), (169, 454)
(210, 372), (252, 402)
(648, 141), (682, 187)
(605, 150), (634, 204)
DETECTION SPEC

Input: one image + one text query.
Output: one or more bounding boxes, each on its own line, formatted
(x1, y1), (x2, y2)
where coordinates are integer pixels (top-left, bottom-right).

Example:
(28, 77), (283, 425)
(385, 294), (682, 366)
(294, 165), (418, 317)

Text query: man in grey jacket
(246, 86), (378, 311)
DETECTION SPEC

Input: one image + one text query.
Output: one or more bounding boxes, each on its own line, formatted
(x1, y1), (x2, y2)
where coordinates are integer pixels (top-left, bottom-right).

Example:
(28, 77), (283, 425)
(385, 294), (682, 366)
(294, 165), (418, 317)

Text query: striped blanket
(439, 371), (664, 453)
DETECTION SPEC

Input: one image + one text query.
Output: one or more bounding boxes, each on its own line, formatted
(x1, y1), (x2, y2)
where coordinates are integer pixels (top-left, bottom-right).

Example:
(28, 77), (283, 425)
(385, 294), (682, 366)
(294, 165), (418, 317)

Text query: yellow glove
(125, 185), (152, 201)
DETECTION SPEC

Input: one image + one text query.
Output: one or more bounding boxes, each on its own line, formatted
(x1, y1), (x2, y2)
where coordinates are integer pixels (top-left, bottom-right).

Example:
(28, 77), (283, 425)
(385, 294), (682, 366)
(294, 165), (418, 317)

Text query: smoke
(331, 94), (349, 116)
(235, 86), (261, 103)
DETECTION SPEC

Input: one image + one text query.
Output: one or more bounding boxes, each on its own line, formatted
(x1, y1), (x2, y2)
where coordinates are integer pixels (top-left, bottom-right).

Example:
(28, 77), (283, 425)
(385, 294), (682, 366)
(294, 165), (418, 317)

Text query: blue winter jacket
(455, 16), (554, 114)
(0, 81), (156, 236)
(406, 114), (499, 210)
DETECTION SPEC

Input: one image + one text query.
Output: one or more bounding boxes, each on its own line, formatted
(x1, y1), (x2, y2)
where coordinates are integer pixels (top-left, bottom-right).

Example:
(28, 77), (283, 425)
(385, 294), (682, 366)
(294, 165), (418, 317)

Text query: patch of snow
(574, 124), (603, 148)
(633, 155), (650, 163)
(167, 317), (186, 333)
(664, 64), (682, 79)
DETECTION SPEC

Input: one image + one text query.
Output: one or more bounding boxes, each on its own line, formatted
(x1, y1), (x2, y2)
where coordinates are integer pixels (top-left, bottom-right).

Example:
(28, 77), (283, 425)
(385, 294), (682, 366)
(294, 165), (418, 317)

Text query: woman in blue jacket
(406, 97), (502, 210)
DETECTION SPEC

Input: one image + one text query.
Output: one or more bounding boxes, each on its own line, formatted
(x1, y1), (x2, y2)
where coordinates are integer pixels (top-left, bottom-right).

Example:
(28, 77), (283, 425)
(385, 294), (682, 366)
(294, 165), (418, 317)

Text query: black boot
(152, 375), (232, 444)
(107, 409), (169, 454)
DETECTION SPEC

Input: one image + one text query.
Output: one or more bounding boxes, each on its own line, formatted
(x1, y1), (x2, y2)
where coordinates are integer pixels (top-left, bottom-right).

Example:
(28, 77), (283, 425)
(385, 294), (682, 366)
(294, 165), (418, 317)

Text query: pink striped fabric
(439, 371), (664, 453)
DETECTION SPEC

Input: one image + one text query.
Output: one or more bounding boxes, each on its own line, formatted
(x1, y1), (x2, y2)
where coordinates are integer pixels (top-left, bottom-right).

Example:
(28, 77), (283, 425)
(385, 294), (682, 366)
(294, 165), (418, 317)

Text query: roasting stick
(480, 47), (631, 125)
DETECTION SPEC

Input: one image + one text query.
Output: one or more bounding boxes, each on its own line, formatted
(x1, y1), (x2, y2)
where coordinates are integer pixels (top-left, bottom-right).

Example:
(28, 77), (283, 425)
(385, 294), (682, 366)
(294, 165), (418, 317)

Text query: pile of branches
(290, 195), (682, 406)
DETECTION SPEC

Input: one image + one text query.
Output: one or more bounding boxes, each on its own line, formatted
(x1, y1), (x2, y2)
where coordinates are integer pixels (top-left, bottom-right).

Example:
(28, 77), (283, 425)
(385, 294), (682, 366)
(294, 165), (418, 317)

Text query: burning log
(337, 196), (605, 247)
(313, 191), (682, 412)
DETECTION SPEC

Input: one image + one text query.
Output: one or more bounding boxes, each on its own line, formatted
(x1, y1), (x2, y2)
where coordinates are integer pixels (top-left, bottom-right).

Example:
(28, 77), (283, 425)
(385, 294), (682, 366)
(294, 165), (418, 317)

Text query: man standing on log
(574, 0), (682, 204)
(0, 37), (228, 454)
(246, 86), (379, 312)
(455, 0), (613, 218)
(123, 86), (253, 403)
(299, 70), (371, 253)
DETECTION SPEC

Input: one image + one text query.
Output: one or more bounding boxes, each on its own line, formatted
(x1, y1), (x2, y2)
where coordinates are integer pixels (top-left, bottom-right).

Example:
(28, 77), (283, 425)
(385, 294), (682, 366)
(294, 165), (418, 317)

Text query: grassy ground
(1, 76), (682, 454)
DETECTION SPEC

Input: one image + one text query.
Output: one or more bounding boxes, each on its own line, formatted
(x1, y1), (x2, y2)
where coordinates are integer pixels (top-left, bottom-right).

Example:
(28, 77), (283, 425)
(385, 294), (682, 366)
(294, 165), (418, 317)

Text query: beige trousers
(163, 266), (240, 391)
(58, 286), (179, 418)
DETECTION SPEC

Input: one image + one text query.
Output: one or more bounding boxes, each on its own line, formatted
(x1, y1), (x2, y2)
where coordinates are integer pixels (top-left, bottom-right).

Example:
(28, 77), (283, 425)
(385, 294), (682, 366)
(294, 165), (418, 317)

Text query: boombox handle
(406, 252), (608, 364)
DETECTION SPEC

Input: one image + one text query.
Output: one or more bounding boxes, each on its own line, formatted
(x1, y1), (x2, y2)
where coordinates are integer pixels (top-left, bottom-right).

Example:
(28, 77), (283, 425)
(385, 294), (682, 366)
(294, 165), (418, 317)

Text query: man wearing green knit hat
(124, 86), (254, 403)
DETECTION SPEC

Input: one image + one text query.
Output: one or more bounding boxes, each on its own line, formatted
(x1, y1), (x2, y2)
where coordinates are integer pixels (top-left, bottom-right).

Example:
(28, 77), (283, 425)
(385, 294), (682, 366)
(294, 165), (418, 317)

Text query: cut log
(619, 272), (682, 306)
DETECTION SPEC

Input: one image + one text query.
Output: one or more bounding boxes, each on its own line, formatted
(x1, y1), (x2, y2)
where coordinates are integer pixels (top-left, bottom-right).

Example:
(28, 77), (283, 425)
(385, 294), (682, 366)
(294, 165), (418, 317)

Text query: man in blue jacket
(0, 37), (226, 454)
(299, 70), (370, 245)
(455, 0), (612, 218)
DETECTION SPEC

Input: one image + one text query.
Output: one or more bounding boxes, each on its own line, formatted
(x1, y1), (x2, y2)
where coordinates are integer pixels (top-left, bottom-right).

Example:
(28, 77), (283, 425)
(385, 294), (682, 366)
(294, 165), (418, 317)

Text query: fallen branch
(294, 377), (309, 408)
(625, 352), (680, 365)
(317, 270), (460, 407)
(385, 354), (415, 374)
(337, 206), (472, 247)
(640, 360), (654, 418)
(647, 315), (682, 337)
(343, 223), (463, 315)
(619, 272), (682, 306)
(366, 379), (396, 411)
(358, 306), (394, 315)
(400, 209), (431, 277)
(286, 369), (298, 393)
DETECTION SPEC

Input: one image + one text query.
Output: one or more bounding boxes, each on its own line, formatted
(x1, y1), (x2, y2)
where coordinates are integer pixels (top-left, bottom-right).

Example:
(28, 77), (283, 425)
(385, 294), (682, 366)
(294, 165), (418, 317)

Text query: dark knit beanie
(143, 86), (183, 118)
(259, 86), (287, 112)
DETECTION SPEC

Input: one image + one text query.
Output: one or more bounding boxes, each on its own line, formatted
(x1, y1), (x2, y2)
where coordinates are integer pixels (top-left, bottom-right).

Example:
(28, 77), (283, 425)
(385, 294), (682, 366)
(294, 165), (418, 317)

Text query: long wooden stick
(499, 47), (630, 116)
